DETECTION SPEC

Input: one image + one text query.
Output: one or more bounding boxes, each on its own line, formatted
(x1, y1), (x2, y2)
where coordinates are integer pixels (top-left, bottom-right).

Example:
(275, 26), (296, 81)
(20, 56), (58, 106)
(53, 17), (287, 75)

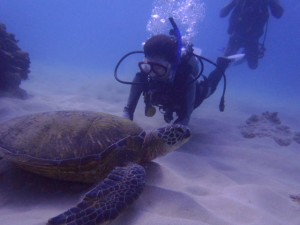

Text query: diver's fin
(192, 47), (202, 56)
(226, 53), (245, 62)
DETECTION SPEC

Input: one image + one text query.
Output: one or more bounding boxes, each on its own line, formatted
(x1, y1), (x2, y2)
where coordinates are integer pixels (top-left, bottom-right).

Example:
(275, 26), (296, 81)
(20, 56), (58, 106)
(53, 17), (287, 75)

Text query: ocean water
(0, 0), (299, 122)
(1, 1), (300, 225)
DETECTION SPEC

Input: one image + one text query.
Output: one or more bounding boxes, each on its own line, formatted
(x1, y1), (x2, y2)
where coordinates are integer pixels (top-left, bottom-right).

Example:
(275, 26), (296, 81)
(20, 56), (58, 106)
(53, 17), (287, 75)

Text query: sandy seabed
(1, 66), (300, 225)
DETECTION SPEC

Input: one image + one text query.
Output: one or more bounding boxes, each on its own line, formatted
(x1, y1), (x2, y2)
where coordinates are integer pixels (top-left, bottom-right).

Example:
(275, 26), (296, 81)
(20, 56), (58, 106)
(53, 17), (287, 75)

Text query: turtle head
(142, 124), (191, 162)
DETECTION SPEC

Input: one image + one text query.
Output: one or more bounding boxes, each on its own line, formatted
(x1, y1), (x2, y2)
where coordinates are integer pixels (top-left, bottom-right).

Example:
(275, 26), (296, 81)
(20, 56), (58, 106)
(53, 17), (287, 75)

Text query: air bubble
(146, 0), (206, 43)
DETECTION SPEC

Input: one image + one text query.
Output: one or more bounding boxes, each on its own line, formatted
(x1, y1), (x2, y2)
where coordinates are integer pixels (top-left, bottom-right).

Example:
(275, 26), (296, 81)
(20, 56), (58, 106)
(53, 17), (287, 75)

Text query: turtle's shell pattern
(0, 111), (143, 182)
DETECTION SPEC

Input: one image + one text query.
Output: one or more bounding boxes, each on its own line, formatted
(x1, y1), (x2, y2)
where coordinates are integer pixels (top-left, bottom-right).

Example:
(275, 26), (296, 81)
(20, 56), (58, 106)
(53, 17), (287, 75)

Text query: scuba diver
(115, 18), (231, 126)
(220, 0), (284, 69)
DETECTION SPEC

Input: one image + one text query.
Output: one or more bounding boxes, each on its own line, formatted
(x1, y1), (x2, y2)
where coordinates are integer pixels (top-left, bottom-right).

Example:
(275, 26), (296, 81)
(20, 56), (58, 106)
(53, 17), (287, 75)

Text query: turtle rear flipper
(47, 163), (146, 225)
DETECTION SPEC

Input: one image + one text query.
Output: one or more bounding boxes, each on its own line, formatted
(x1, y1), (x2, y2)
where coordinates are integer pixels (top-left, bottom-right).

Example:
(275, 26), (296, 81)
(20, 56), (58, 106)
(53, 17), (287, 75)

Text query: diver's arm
(220, 0), (237, 18)
(269, 0), (284, 18)
(123, 72), (147, 120)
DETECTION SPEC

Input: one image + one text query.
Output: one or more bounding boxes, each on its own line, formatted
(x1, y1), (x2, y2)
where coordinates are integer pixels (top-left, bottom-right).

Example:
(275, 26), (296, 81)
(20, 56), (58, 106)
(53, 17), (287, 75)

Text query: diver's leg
(245, 41), (259, 70)
(123, 73), (146, 120)
(204, 57), (230, 98)
(224, 35), (240, 56)
(47, 164), (146, 225)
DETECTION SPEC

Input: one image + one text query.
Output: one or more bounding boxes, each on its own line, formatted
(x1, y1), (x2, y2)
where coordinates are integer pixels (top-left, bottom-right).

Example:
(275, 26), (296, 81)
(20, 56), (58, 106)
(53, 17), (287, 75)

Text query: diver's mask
(138, 59), (173, 81)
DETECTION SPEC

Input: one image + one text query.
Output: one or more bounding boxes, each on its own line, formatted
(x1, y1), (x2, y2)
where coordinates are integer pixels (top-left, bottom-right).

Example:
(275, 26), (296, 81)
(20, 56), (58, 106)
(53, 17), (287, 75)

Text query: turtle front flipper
(47, 163), (146, 225)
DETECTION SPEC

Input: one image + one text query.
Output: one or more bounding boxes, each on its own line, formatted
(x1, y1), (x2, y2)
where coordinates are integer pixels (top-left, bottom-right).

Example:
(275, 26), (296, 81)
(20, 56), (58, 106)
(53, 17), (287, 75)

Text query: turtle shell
(0, 111), (143, 182)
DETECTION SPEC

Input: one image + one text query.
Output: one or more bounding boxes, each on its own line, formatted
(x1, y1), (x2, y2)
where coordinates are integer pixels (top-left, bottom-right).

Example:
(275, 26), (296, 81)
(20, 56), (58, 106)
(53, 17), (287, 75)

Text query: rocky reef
(0, 22), (30, 99)
(239, 111), (300, 146)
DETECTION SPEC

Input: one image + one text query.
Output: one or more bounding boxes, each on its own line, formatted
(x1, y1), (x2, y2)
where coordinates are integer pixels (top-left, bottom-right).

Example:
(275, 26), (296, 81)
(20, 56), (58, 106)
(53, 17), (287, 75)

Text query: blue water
(0, 0), (299, 116)
(1, 2), (300, 224)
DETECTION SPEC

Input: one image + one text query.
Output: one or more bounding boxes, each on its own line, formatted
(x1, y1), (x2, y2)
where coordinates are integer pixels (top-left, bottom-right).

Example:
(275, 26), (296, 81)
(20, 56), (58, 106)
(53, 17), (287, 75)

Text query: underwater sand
(1, 65), (300, 225)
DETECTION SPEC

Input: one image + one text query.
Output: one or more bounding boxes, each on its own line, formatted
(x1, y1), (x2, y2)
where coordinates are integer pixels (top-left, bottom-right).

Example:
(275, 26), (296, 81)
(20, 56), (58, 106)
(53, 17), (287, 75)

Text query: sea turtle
(0, 110), (191, 225)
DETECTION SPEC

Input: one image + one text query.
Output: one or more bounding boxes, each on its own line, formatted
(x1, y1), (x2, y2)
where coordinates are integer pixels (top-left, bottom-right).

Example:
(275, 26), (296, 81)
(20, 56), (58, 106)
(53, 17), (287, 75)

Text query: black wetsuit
(220, 0), (284, 69)
(123, 55), (228, 125)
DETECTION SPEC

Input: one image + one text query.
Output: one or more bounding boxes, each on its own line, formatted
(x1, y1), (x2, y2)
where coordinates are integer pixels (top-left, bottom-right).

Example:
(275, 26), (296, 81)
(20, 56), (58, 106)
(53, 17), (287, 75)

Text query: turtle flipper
(47, 163), (146, 225)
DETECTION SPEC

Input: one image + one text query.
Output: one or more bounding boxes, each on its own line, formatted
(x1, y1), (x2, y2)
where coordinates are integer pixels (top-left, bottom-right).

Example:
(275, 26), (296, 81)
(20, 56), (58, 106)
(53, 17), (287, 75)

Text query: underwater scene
(0, 0), (300, 224)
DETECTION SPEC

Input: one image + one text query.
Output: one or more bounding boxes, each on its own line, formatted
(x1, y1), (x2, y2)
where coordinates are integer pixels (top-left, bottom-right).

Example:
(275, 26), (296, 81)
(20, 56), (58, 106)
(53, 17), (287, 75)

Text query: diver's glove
(145, 104), (156, 117)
